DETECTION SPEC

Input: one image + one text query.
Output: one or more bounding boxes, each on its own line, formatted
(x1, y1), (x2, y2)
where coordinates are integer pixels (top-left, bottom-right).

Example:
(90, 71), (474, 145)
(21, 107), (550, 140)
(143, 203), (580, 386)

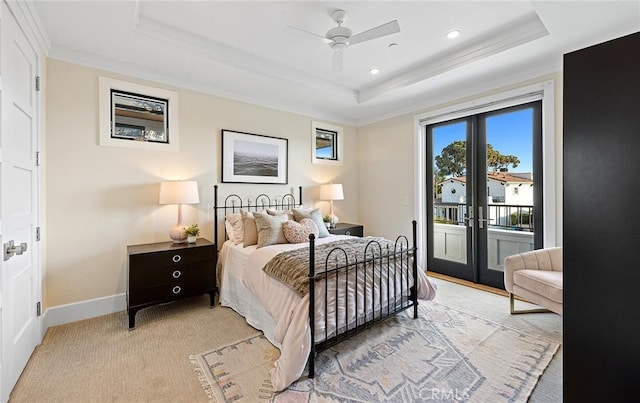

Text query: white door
(0, 3), (41, 401)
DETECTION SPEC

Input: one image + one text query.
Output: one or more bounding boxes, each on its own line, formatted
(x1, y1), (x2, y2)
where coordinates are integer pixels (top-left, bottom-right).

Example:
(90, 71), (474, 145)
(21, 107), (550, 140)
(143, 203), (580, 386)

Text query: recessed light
(446, 30), (461, 39)
(369, 68), (380, 75)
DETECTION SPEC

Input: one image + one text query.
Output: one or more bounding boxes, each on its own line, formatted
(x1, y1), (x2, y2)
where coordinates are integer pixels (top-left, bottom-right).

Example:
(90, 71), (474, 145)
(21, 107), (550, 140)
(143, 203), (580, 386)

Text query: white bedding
(218, 236), (437, 391)
(218, 242), (280, 348)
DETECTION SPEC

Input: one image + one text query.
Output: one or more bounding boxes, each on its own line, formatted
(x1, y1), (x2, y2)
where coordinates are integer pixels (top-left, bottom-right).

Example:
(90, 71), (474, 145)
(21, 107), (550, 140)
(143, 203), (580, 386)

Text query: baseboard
(41, 293), (126, 338)
(427, 272), (509, 297)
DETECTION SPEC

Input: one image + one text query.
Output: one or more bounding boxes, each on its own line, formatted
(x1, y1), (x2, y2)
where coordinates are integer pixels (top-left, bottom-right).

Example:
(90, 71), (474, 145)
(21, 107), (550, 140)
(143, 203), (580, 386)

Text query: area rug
(190, 302), (559, 402)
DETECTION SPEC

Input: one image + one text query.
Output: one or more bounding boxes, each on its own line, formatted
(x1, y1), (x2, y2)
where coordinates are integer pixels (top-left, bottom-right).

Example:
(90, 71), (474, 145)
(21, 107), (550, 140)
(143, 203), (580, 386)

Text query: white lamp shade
(159, 181), (200, 205)
(320, 183), (344, 201)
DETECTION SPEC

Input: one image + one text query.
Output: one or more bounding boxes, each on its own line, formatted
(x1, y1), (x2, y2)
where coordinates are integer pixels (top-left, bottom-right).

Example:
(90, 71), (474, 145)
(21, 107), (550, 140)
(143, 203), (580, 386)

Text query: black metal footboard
(307, 220), (419, 378)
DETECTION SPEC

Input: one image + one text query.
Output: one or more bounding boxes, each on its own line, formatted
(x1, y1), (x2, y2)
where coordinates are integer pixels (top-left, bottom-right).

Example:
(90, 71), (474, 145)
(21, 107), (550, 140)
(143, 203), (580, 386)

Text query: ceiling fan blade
(332, 48), (344, 72)
(284, 25), (331, 44)
(349, 20), (400, 46)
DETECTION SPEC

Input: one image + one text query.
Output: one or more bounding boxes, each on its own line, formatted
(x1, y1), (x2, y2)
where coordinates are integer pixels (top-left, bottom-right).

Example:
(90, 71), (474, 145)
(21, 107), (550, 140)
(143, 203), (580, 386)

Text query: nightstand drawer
(129, 245), (213, 269)
(128, 276), (214, 307)
(129, 262), (213, 288)
(329, 223), (363, 237)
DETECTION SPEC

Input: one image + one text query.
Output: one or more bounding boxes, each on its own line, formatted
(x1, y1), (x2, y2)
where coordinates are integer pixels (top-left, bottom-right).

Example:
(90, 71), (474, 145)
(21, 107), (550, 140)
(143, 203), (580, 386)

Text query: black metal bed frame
(213, 185), (419, 378)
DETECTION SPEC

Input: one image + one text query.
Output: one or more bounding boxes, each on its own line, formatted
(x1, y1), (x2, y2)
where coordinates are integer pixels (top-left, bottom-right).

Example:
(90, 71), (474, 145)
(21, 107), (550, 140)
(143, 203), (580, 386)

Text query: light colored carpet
(9, 278), (562, 402)
(192, 302), (559, 402)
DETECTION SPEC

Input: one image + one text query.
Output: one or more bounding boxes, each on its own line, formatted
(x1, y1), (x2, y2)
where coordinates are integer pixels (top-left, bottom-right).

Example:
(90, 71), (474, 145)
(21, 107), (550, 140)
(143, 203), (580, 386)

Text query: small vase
(187, 235), (197, 243)
(324, 222), (331, 229)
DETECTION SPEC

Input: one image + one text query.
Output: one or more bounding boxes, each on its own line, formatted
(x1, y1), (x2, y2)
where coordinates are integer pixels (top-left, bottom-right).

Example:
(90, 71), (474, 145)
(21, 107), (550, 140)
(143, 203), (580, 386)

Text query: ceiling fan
(286, 9), (400, 72)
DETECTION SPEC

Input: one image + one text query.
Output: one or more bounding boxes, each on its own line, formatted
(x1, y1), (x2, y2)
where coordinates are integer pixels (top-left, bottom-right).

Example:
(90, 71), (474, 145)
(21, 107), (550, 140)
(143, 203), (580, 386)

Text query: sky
(432, 107), (534, 174)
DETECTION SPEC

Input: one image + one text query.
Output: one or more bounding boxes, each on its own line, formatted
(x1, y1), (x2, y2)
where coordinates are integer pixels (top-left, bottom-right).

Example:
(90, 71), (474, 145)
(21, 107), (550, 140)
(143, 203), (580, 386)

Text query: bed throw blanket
(263, 236), (411, 297)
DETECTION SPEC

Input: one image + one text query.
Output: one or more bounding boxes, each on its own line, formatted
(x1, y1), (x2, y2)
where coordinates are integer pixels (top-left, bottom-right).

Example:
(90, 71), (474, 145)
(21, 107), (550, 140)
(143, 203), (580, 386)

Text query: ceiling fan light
(327, 26), (352, 40)
(332, 42), (347, 51)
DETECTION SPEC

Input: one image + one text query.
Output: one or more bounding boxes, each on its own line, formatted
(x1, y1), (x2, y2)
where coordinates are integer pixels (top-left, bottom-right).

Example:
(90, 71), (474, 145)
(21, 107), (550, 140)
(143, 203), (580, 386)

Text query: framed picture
(222, 129), (288, 184)
(98, 77), (179, 151)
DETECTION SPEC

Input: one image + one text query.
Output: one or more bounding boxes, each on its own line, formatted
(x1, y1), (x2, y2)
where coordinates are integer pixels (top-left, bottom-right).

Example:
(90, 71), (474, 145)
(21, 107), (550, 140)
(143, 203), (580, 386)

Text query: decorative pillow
(292, 208), (330, 238)
(241, 210), (259, 247)
(225, 213), (243, 245)
(224, 219), (236, 243)
(267, 208), (294, 221)
(254, 212), (289, 248)
(283, 218), (319, 244)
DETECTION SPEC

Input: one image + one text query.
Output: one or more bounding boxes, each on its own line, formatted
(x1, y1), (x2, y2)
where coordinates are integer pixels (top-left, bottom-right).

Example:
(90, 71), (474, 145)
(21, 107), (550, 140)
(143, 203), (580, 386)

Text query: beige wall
(44, 59), (358, 309)
(357, 73), (563, 248)
(45, 58), (563, 310)
(356, 113), (417, 239)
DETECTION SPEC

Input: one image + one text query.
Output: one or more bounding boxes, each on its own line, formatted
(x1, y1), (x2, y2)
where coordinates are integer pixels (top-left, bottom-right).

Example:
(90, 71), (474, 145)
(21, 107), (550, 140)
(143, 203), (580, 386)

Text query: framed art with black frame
(221, 129), (288, 184)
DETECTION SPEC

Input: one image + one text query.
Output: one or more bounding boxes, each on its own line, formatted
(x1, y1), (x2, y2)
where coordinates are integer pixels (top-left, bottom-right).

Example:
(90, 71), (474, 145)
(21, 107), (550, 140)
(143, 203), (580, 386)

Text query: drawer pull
(172, 285), (182, 294)
(172, 254), (181, 263)
(172, 270), (182, 279)
(345, 230), (351, 236)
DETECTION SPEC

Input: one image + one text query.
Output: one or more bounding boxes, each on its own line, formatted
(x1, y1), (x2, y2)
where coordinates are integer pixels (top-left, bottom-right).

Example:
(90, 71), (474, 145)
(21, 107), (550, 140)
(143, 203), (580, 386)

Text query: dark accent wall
(564, 31), (640, 401)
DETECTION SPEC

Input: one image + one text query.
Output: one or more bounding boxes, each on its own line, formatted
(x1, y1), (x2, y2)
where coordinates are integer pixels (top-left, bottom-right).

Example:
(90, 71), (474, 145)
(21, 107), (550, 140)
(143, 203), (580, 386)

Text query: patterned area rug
(190, 302), (559, 402)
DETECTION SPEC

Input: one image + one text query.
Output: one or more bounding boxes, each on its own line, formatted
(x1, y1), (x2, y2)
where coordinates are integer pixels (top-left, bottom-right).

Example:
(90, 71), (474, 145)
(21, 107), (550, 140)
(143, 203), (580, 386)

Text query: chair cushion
(513, 269), (563, 304)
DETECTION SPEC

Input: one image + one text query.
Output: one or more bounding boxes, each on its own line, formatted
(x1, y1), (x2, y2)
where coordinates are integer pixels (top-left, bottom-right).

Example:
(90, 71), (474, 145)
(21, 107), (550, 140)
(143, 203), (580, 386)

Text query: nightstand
(329, 223), (364, 237)
(126, 238), (216, 329)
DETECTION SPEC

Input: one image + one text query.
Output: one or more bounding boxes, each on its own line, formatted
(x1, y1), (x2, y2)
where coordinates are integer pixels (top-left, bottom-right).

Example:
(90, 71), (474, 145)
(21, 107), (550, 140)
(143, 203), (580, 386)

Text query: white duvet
(219, 236), (437, 392)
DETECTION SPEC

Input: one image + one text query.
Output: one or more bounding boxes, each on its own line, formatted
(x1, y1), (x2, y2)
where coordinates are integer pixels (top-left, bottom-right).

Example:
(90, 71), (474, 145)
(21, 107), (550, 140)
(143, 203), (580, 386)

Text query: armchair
(503, 247), (563, 315)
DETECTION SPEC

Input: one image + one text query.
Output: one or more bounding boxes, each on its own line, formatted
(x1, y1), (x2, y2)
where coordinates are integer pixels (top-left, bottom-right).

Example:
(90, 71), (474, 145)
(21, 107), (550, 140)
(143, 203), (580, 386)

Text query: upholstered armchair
(503, 247), (563, 315)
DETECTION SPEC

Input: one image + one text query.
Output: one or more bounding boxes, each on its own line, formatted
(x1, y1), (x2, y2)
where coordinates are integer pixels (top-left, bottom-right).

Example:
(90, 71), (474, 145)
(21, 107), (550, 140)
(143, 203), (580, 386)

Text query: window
(315, 128), (337, 160)
(111, 90), (169, 143)
(99, 77), (179, 151)
(311, 121), (343, 165)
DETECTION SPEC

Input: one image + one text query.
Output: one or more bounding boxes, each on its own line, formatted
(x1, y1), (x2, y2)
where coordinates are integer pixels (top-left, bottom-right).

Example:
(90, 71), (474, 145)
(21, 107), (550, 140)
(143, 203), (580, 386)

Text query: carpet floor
(9, 278), (562, 402)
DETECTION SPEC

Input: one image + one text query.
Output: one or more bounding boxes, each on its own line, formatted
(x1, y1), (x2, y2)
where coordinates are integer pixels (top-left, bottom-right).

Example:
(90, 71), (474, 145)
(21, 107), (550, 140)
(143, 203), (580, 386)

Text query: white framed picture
(98, 77), (179, 152)
(221, 129), (288, 184)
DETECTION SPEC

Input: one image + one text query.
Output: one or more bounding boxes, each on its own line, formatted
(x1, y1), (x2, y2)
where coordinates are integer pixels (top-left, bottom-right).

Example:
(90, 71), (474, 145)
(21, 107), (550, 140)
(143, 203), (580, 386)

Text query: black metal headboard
(213, 184), (303, 248)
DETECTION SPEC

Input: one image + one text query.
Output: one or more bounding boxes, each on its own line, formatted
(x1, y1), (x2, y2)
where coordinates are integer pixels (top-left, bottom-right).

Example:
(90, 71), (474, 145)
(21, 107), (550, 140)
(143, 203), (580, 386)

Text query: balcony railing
(434, 202), (534, 232)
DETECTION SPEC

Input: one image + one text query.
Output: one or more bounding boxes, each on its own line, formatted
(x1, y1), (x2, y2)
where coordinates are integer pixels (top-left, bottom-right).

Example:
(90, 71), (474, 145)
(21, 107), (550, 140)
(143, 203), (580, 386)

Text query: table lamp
(320, 183), (344, 227)
(159, 181), (200, 243)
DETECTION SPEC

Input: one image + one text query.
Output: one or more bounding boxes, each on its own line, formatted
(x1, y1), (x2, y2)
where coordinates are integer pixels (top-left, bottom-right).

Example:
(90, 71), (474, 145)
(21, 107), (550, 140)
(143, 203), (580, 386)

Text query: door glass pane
(432, 121), (468, 264)
(484, 108), (535, 272)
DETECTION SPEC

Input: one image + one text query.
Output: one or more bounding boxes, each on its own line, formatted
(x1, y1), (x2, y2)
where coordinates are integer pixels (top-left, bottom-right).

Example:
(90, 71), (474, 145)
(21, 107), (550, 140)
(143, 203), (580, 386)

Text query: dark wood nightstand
(329, 223), (364, 237)
(126, 238), (216, 329)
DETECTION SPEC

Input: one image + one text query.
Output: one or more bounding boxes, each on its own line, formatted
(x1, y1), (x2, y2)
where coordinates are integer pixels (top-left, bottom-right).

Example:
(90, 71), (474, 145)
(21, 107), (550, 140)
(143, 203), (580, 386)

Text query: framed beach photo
(221, 129), (288, 184)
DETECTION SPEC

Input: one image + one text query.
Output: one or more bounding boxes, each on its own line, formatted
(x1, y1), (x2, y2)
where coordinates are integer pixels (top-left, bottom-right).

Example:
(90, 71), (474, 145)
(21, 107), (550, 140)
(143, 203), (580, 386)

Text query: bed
(213, 185), (437, 391)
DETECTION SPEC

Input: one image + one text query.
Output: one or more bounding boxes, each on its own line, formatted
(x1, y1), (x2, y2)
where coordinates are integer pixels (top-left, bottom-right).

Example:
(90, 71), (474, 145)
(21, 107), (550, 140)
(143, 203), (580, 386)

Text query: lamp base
(169, 225), (187, 243)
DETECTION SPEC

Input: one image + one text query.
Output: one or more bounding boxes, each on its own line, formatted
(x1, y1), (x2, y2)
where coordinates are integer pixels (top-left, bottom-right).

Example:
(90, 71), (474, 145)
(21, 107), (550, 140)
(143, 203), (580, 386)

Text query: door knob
(4, 240), (28, 261)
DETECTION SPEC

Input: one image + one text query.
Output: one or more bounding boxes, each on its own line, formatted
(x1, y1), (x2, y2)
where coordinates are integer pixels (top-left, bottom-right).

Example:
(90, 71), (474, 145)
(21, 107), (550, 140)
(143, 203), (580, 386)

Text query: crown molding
(357, 11), (549, 103)
(48, 45), (358, 126)
(355, 56), (560, 127)
(5, 0), (51, 54)
(133, 13), (357, 103)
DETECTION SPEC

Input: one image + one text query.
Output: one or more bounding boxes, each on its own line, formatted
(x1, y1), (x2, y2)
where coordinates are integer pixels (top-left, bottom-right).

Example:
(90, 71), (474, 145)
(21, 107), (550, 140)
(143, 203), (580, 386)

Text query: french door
(426, 101), (542, 289)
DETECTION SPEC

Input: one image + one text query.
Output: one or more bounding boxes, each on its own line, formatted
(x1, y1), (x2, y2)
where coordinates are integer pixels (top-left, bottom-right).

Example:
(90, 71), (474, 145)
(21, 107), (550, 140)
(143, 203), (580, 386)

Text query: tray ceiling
(35, 1), (640, 125)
